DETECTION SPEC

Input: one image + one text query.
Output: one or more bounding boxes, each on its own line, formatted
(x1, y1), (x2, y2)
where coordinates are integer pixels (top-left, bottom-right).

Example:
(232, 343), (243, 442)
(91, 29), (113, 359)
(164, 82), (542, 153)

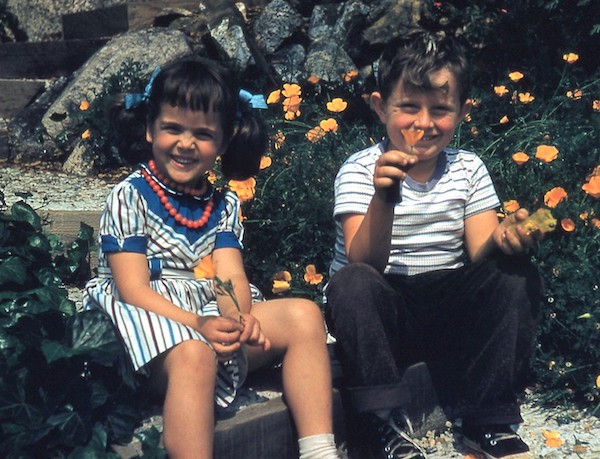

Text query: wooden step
(0, 78), (47, 118)
(0, 38), (108, 79)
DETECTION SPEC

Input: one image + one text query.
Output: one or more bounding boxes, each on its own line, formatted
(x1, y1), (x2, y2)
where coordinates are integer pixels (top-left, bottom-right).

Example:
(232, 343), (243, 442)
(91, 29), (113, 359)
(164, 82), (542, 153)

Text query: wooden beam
(0, 127), (8, 162)
(0, 38), (108, 79)
(127, 1), (200, 30)
(62, 4), (129, 40)
(0, 79), (46, 118)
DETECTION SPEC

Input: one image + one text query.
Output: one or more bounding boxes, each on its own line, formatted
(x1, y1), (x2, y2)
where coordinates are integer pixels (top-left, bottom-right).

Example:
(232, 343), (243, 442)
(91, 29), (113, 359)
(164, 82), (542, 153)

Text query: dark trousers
(324, 255), (543, 426)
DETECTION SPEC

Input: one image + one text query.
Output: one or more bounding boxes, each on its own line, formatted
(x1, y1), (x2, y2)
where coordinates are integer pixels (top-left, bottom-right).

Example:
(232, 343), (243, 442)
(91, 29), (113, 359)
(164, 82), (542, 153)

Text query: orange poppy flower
(304, 264), (324, 285)
(266, 89), (281, 104)
(592, 218), (600, 228)
(273, 131), (285, 149)
(283, 95), (302, 113)
(566, 89), (583, 100)
(282, 83), (302, 98)
(596, 375), (600, 388)
(81, 129), (91, 140)
(401, 128), (424, 146)
(307, 75), (320, 84)
(319, 118), (338, 133)
(326, 97), (348, 113)
(194, 255), (215, 279)
(593, 100), (600, 111)
(79, 100), (90, 111)
(284, 110), (300, 120)
(499, 115), (509, 124)
(342, 70), (359, 82)
(272, 270), (292, 294)
(306, 126), (326, 143)
(503, 200), (520, 213)
(562, 53), (579, 64)
(508, 71), (524, 82)
(535, 145), (559, 163)
(518, 92), (535, 104)
(542, 430), (563, 448)
(512, 152), (529, 165)
(561, 218), (575, 232)
(494, 85), (509, 97)
(259, 156), (272, 169)
(544, 187), (568, 208)
(582, 175), (600, 198)
(228, 177), (256, 202)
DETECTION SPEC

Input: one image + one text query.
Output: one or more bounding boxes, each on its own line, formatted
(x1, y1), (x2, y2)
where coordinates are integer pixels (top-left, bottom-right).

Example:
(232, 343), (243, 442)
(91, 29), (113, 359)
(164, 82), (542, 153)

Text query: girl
(83, 56), (340, 459)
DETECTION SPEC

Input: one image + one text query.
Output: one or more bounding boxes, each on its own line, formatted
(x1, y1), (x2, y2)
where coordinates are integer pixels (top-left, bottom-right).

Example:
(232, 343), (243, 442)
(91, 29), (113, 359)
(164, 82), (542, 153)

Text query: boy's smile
(146, 104), (224, 188)
(371, 67), (471, 181)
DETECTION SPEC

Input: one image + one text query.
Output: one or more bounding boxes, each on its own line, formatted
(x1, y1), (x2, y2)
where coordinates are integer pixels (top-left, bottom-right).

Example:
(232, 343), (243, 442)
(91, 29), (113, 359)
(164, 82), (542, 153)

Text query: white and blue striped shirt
(330, 142), (500, 276)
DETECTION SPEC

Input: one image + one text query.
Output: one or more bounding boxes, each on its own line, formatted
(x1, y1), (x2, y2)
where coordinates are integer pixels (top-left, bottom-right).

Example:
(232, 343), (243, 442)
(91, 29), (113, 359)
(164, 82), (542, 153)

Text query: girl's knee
(165, 339), (216, 375)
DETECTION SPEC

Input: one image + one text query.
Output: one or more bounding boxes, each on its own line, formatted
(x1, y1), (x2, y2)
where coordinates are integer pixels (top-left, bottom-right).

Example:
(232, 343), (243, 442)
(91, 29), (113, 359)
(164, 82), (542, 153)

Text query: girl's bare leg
(149, 340), (217, 459)
(247, 298), (334, 437)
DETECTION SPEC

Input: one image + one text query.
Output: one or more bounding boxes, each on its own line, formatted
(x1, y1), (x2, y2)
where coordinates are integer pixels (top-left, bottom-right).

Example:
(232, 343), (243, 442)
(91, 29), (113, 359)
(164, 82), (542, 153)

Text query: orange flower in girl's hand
(401, 129), (424, 147)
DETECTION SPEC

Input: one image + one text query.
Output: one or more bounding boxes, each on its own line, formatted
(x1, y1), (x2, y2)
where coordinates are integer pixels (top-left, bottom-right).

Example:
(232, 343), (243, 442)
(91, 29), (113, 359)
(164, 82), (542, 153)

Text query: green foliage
(0, 202), (151, 457)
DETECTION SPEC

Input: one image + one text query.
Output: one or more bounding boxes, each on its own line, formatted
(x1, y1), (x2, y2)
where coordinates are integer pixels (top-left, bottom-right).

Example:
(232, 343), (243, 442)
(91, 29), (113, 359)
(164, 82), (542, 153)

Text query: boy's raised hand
(374, 149), (418, 201)
(494, 208), (541, 255)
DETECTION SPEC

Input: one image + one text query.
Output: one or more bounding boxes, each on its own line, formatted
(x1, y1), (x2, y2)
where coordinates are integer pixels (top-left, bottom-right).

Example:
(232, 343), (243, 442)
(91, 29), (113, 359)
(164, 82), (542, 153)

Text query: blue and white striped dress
(83, 163), (262, 407)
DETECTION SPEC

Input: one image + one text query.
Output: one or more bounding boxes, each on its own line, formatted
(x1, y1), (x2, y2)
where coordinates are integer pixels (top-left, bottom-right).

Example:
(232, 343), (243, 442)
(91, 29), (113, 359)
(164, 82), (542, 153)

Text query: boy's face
(371, 67), (471, 167)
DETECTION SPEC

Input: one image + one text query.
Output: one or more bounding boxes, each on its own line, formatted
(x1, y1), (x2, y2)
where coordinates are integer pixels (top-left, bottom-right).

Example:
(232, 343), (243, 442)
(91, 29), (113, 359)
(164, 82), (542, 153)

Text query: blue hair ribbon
(124, 66), (161, 110)
(238, 89), (268, 111)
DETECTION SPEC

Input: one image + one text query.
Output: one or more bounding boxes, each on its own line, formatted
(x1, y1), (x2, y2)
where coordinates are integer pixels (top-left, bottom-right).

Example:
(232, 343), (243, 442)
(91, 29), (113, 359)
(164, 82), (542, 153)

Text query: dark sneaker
(460, 423), (534, 459)
(356, 411), (428, 459)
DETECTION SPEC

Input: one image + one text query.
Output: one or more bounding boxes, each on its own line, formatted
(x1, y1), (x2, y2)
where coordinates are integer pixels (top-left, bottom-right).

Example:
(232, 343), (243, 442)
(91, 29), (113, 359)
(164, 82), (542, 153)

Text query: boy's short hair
(377, 29), (471, 104)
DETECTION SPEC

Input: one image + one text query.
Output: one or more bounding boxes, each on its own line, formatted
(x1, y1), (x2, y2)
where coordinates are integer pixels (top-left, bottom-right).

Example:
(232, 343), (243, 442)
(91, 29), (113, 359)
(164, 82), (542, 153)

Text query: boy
(325, 30), (542, 459)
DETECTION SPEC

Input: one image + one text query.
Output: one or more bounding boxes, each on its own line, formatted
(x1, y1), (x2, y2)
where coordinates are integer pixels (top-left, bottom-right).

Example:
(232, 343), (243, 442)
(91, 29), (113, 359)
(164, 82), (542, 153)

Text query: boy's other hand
(495, 208), (542, 254)
(374, 149), (418, 201)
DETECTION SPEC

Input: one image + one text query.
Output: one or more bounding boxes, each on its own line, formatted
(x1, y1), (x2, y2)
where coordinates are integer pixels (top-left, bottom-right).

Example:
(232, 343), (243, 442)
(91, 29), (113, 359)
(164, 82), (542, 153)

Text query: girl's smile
(146, 103), (224, 188)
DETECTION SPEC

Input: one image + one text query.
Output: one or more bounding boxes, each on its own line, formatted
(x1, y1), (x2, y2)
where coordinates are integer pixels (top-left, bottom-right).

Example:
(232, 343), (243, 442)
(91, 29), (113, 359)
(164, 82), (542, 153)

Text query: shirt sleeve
(214, 190), (244, 250)
(98, 181), (149, 254)
(464, 156), (501, 219)
(334, 158), (375, 219)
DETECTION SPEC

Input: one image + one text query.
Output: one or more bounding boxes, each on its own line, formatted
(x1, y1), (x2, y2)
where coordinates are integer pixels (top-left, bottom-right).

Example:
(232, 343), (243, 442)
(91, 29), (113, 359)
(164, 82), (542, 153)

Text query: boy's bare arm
(342, 192), (396, 272)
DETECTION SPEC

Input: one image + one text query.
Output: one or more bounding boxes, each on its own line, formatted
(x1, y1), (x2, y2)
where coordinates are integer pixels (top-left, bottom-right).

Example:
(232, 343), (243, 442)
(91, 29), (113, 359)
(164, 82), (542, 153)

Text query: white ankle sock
(298, 433), (339, 459)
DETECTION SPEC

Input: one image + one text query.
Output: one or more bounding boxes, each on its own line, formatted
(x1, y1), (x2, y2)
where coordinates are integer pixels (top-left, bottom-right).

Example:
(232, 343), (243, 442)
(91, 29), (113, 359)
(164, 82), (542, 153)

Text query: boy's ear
(370, 92), (387, 122)
(146, 125), (153, 143)
(460, 98), (473, 119)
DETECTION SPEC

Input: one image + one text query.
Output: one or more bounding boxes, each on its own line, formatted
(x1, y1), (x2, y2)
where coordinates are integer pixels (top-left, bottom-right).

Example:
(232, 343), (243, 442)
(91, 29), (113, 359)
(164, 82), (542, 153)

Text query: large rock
(6, 0), (123, 42)
(41, 28), (191, 142)
(252, 0), (304, 55)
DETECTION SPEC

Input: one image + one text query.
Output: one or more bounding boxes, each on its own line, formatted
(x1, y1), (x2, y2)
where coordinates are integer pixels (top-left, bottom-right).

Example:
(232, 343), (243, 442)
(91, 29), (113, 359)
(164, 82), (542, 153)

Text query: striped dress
(83, 163), (262, 407)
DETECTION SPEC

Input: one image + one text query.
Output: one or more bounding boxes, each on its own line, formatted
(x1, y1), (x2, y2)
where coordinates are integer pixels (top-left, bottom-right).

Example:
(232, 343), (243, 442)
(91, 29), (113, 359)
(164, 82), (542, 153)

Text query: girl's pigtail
(108, 94), (152, 164)
(220, 92), (269, 181)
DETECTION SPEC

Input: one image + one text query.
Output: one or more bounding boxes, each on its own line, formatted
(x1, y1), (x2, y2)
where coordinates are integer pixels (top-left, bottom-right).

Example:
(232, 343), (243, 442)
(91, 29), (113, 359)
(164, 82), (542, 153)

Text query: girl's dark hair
(110, 55), (267, 180)
(377, 29), (471, 105)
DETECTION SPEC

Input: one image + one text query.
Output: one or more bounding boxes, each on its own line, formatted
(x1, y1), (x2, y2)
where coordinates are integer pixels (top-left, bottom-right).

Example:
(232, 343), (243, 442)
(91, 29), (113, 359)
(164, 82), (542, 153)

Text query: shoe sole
(462, 437), (534, 459)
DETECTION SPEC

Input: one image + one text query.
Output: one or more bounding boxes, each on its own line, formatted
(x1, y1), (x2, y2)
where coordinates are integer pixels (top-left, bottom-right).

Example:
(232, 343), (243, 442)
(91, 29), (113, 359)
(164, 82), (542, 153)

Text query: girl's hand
(494, 208), (540, 255)
(197, 316), (243, 361)
(374, 149), (418, 201)
(239, 313), (271, 351)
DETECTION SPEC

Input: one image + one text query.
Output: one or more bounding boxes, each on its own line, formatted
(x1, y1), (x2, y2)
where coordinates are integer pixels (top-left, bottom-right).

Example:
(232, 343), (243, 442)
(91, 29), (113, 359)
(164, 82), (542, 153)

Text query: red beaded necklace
(141, 162), (213, 229)
(147, 160), (206, 196)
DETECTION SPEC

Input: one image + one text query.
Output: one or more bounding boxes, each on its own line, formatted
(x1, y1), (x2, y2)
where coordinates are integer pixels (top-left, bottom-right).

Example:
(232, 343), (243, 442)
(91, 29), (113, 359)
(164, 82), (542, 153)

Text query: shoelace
(483, 431), (522, 447)
(378, 413), (429, 459)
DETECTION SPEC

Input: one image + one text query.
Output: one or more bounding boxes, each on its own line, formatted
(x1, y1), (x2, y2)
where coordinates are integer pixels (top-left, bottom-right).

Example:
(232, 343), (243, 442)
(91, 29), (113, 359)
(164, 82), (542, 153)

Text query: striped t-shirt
(330, 142), (500, 277)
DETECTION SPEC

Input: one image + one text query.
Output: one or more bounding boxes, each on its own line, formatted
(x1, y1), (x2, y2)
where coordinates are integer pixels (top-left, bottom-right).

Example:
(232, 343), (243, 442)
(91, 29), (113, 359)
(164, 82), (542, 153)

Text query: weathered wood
(0, 128), (8, 162)
(62, 4), (129, 40)
(0, 39), (108, 79)
(127, 1), (200, 30)
(0, 79), (46, 118)
(43, 210), (101, 242)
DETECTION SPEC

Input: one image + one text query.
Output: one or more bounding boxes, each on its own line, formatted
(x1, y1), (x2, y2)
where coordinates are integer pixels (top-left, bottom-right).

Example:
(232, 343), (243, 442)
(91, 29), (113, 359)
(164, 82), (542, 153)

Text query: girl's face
(146, 103), (225, 188)
(372, 67), (471, 170)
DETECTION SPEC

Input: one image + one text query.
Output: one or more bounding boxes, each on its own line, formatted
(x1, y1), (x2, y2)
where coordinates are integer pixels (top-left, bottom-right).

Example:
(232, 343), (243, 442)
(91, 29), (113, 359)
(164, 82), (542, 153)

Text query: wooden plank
(0, 79), (46, 118)
(127, 1), (200, 30)
(44, 210), (101, 242)
(0, 127), (8, 162)
(0, 38), (108, 79)
(62, 4), (129, 40)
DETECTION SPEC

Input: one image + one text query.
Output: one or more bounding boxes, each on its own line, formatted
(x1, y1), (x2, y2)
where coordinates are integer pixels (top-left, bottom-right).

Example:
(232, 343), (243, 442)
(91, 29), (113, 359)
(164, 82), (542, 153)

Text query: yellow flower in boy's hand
(326, 98), (348, 113)
(304, 264), (324, 285)
(272, 271), (292, 294)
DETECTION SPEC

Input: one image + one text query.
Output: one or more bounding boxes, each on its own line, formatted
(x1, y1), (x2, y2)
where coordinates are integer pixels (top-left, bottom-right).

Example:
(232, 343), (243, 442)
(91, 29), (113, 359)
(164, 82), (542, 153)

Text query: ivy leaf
(10, 202), (41, 230)
(0, 257), (28, 286)
(47, 409), (87, 447)
(69, 310), (125, 366)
